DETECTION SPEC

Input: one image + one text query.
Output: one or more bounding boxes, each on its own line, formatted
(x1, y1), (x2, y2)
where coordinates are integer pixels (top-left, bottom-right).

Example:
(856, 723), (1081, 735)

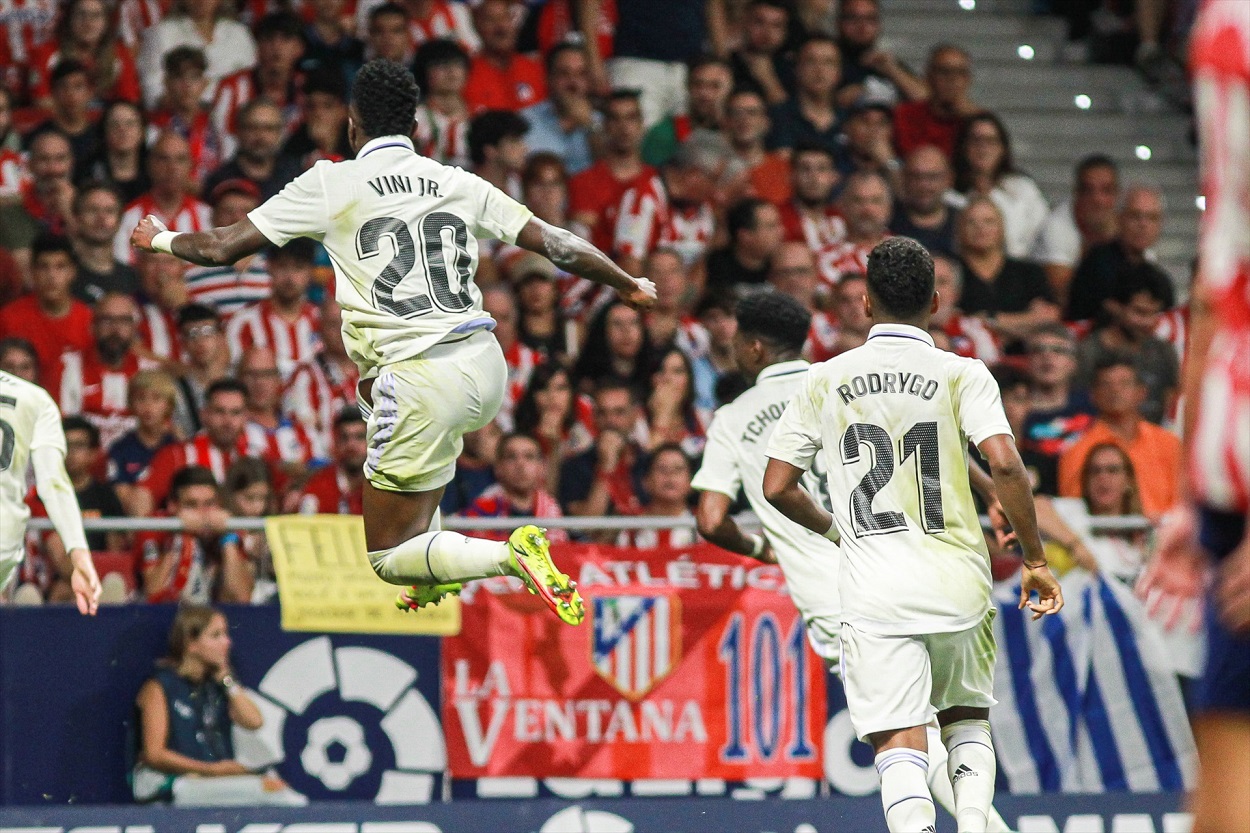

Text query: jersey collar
(867, 322), (935, 347)
(757, 359), (810, 383)
(357, 134), (415, 159)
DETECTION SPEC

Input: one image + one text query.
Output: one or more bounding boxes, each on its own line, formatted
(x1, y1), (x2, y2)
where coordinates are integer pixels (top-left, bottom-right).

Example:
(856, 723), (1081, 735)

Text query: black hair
(468, 109), (529, 165)
(645, 442), (691, 476)
(412, 38), (470, 90)
(1112, 262), (1174, 308)
(205, 378), (248, 401)
(605, 89), (642, 107)
(177, 302), (220, 329)
(0, 337), (39, 366)
(991, 363), (1030, 395)
(497, 431), (543, 458)
(225, 456), (272, 495)
(31, 234), (74, 264)
(865, 236), (935, 319)
(254, 11), (303, 41)
(1076, 153), (1118, 181)
(594, 376), (642, 406)
(726, 197), (771, 241)
(791, 141), (836, 166)
(350, 58), (421, 140)
(715, 372), (750, 406)
(170, 465), (220, 500)
(334, 407), (364, 432)
(515, 363), (575, 439)
(747, 0), (791, 14)
(367, 2), (407, 25)
(164, 44), (207, 76)
(1093, 352), (1141, 383)
(61, 415), (99, 448)
(73, 179), (124, 213)
(694, 289), (738, 318)
(1028, 321), (1075, 346)
(688, 53), (732, 76)
(268, 237), (318, 266)
(303, 65), (348, 100)
(954, 111), (1019, 191)
(796, 32), (839, 58)
(545, 41), (587, 78)
(735, 291), (811, 354)
(50, 59), (90, 88)
(573, 300), (653, 391)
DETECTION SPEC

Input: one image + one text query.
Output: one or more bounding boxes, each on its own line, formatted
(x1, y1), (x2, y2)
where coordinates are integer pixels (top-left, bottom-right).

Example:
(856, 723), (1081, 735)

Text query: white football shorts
(839, 610), (998, 742)
(0, 547), (22, 593)
(362, 329), (506, 493)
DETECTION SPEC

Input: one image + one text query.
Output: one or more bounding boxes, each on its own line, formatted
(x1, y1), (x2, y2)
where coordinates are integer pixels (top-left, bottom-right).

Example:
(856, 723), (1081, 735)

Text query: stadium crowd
(0, 0), (1196, 607)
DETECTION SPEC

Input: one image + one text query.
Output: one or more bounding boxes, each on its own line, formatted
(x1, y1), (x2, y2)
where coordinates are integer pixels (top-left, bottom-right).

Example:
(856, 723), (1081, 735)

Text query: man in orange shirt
(1058, 354), (1181, 517)
(464, 0), (545, 112)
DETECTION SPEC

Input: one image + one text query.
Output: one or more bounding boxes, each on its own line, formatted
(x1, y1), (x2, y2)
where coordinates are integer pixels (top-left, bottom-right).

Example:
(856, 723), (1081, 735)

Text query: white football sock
(928, 724), (1011, 832)
(875, 748), (936, 833)
(942, 719), (997, 833)
(368, 525), (512, 585)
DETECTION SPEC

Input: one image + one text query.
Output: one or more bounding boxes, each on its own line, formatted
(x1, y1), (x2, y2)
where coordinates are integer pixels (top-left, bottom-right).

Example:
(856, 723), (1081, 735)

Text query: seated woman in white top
(138, 0), (258, 109)
(953, 111), (1049, 259)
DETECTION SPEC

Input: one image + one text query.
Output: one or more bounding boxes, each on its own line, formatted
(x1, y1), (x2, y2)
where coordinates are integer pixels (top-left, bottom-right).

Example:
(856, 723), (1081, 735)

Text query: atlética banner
(443, 544), (826, 780)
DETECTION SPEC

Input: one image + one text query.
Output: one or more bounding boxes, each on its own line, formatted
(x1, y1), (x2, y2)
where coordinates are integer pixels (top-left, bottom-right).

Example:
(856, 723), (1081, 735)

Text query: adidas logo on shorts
(953, 764), (977, 782)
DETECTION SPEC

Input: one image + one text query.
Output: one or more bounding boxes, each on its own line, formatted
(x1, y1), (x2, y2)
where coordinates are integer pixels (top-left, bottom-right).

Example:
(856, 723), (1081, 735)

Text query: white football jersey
(248, 135), (534, 377)
(767, 324), (1012, 636)
(0, 371), (68, 554)
(692, 360), (841, 629)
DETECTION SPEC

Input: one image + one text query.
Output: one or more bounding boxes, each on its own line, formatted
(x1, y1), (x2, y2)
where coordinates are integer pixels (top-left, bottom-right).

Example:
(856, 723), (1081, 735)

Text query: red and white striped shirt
(117, 0), (169, 47)
(804, 311), (840, 363)
(283, 356), (359, 456)
(115, 194), (213, 264)
(615, 519), (698, 551)
(1189, 0), (1250, 513)
(354, 0), (480, 54)
(243, 417), (320, 466)
(815, 238), (878, 291)
(226, 299), (322, 380)
(0, 148), (25, 199)
(53, 349), (147, 450)
(941, 314), (1002, 364)
(498, 339), (543, 432)
(613, 174), (715, 266)
(137, 303), (184, 363)
(147, 109), (227, 186)
(298, 466), (363, 515)
(185, 256), (272, 316)
(210, 69), (304, 146)
(0, 0), (57, 72)
(779, 201), (847, 251)
(1154, 305), (1189, 368)
(414, 104), (471, 169)
(138, 432), (250, 508)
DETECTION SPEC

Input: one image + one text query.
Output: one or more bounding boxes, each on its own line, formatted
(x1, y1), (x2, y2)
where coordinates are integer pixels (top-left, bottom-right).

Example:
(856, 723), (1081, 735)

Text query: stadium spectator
(481, 286), (538, 433)
(302, 0), (363, 80)
(464, 0), (545, 112)
(889, 145), (958, 257)
(690, 291), (739, 411)
(363, 3), (412, 65)
(355, 0), (480, 57)
(238, 346), (320, 475)
(644, 347), (707, 457)
(10, 131), (76, 246)
(210, 13), (306, 145)
(561, 378), (647, 518)
(184, 179), (270, 315)
(26, 0), (141, 109)
(412, 39), (472, 168)
(1032, 155), (1120, 309)
(643, 247), (699, 352)
(460, 432), (568, 542)
(298, 410), (366, 515)
(26, 61), (99, 181)
(467, 109), (529, 199)
(833, 94), (899, 183)
(0, 235), (95, 382)
(0, 338), (40, 384)
(767, 34), (841, 153)
(53, 292), (145, 450)
(280, 69), (351, 170)
(953, 112), (1049, 258)
(59, 416), (127, 551)
(132, 606), (303, 804)
(137, 0), (258, 110)
(778, 143), (844, 249)
(86, 100), (150, 204)
(1020, 323), (1094, 493)
(930, 254), (1000, 364)
(729, 0), (795, 106)
(828, 272), (873, 355)
(955, 195), (1058, 344)
(892, 44), (977, 161)
(568, 90), (652, 253)
(0, 87), (14, 155)
(134, 252), (190, 364)
(226, 238), (321, 380)
(439, 421), (500, 515)
(767, 240), (832, 360)
(171, 305), (230, 435)
(133, 380), (251, 517)
(1075, 263), (1179, 425)
(817, 170), (890, 289)
(833, 0), (925, 106)
(202, 100), (302, 201)
(725, 88), (791, 206)
(1058, 355), (1181, 518)
(1067, 184), (1166, 323)
(113, 132), (213, 265)
(514, 363), (595, 490)
(70, 181), (140, 303)
(110, 370), (179, 516)
(223, 457), (275, 599)
(642, 56), (733, 167)
(147, 47), (224, 187)
(706, 197), (784, 293)
(520, 43), (599, 175)
(993, 363), (1059, 496)
(617, 444), (698, 549)
(573, 299), (653, 394)
(609, 0), (719, 129)
(283, 298), (360, 454)
(510, 256), (573, 361)
(137, 466), (254, 603)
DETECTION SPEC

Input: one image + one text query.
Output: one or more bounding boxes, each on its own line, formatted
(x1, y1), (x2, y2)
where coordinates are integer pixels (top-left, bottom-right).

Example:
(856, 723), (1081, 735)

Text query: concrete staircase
(881, 0), (1199, 289)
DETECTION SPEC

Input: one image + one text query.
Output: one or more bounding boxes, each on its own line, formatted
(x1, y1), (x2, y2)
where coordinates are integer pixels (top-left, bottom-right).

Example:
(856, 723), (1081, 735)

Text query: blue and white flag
(991, 570), (1197, 793)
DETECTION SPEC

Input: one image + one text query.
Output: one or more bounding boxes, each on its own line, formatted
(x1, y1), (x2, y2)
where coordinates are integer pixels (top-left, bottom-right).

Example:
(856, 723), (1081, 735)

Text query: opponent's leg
(938, 707), (997, 833)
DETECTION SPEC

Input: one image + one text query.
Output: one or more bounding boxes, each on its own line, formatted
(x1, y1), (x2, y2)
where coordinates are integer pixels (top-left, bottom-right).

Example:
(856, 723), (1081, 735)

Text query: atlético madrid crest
(591, 594), (683, 701)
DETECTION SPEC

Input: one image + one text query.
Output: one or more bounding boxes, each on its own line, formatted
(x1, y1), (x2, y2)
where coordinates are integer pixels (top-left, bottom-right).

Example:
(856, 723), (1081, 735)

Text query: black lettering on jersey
(0, 395), (14, 408)
(739, 400), (788, 445)
(368, 175), (414, 197)
(837, 372), (940, 404)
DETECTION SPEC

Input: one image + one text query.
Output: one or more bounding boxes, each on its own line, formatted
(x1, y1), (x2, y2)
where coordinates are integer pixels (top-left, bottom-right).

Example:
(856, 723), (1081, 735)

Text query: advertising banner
(442, 544), (826, 780)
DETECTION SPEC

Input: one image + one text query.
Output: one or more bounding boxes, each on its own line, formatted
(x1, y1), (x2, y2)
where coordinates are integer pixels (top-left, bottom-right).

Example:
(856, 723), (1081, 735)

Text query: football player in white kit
(0, 370), (102, 614)
(131, 60), (655, 625)
(763, 238), (1063, 833)
(692, 291), (1012, 833)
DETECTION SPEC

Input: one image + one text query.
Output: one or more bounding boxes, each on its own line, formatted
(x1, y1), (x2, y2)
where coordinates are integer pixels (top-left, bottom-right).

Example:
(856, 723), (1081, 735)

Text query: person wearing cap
(184, 179), (271, 315)
(834, 94), (900, 188)
(508, 251), (573, 361)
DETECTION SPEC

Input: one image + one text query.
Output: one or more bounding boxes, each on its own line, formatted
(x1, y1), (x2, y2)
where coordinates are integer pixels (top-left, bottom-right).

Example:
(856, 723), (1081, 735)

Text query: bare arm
(217, 538), (255, 604)
(514, 217), (655, 306)
(130, 215), (271, 268)
(763, 458), (835, 538)
(696, 490), (774, 562)
(218, 672), (265, 730)
(136, 681), (250, 776)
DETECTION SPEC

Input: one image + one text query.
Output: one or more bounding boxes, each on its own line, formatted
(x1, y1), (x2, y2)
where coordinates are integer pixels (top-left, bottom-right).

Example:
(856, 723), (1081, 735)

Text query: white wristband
(747, 534), (765, 558)
(822, 517), (841, 543)
(152, 230), (181, 254)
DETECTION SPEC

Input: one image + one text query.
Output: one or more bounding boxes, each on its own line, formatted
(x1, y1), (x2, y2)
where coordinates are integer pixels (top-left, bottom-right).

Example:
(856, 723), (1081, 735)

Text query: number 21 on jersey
(842, 421), (945, 538)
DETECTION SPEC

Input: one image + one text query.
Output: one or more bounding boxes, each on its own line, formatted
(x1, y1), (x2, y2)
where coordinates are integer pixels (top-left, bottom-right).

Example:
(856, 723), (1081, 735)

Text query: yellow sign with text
(266, 514), (460, 635)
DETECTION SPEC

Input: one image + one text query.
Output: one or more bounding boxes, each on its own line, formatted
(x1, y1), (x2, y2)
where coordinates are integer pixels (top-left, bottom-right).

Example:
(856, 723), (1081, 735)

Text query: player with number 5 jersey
(131, 60), (656, 626)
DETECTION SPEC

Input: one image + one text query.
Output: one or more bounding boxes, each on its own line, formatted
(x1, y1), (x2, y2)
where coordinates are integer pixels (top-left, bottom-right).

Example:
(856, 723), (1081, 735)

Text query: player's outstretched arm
(763, 457), (837, 540)
(515, 217), (656, 307)
(696, 491), (775, 563)
(977, 433), (1064, 619)
(31, 446), (100, 615)
(130, 214), (271, 267)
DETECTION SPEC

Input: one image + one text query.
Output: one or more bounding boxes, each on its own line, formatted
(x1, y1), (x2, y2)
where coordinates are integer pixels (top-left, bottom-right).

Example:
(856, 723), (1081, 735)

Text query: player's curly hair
(735, 291), (811, 354)
(865, 236), (934, 319)
(350, 59), (421, 140)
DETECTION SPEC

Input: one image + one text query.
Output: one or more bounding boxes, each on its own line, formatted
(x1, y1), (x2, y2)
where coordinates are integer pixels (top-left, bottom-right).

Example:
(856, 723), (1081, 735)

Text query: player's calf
(939, 715), (996, 833)
(874, 744), (937, 833)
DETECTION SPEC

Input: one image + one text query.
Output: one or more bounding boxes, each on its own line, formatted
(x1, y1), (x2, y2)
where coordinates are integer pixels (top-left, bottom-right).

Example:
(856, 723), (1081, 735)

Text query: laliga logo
(541, 806), (635, 833)
(236, 636), (445, 803)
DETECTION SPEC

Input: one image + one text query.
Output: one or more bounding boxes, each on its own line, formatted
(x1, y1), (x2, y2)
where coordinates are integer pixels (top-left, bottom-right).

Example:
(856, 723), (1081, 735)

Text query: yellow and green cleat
(395, 582), (462, 612)
(508, 525), (584, 625)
